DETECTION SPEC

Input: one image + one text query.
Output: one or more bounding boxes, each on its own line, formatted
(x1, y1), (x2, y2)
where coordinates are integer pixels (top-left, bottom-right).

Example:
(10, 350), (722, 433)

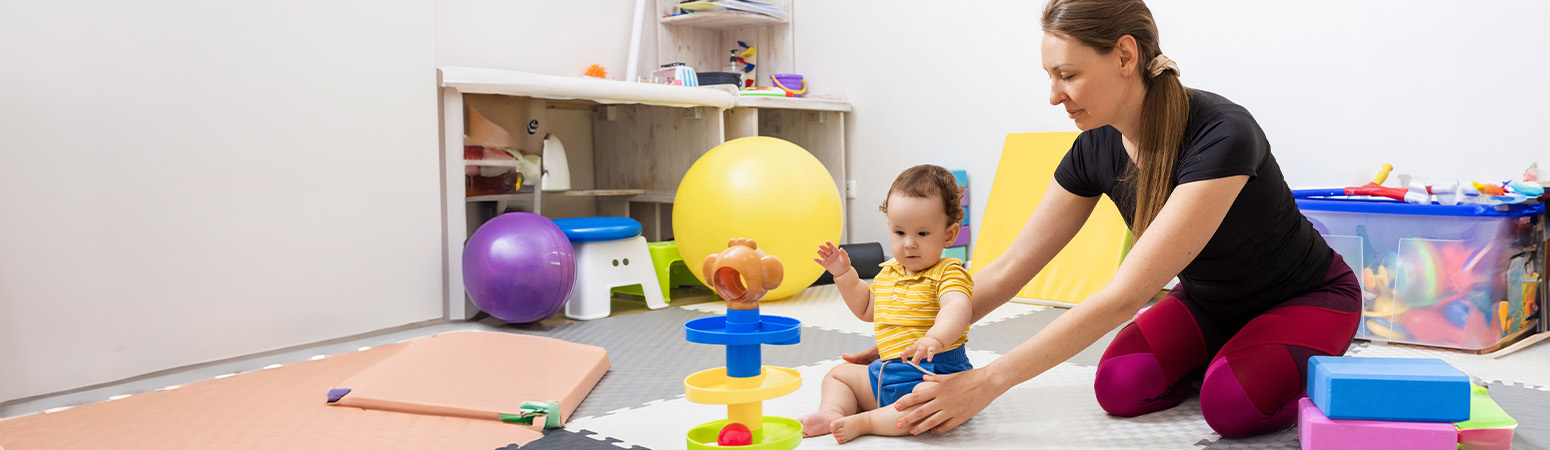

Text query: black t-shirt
(1053, 90), (1331, 326)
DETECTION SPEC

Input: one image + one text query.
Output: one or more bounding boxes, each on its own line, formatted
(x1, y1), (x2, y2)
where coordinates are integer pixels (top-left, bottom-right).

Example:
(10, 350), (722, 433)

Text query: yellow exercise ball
(674, 136), (843, 301)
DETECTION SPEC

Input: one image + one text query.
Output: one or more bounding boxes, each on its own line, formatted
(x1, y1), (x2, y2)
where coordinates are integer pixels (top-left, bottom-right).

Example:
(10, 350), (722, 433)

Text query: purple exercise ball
(462, 212), (576, 323)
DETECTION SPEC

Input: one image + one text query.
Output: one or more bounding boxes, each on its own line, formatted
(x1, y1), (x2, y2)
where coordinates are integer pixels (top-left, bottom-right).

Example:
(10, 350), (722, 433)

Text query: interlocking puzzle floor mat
(327, 332), (608, 426)
(4, 284), (1548, 449)
(0, 332), (606, 450)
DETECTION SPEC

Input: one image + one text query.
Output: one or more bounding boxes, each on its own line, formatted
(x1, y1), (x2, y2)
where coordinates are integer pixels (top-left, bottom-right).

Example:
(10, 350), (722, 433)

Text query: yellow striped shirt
(871, 257), (973, 361)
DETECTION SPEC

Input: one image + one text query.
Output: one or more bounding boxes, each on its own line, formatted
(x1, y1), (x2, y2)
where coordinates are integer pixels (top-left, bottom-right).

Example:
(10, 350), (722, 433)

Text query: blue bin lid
(551, 217), (642, 242)
(1295, 197), (1543, 218)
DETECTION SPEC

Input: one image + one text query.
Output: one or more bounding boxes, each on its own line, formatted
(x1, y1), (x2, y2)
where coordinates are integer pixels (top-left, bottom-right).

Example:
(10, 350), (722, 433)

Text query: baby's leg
(829, 381), (934, 443)
(800, 363), (876, 437)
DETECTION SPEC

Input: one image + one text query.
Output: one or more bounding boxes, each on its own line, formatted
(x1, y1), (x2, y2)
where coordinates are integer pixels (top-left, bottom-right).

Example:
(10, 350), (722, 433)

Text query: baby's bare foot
(830, 414), (875, 444)
(798, 411), (844, 437)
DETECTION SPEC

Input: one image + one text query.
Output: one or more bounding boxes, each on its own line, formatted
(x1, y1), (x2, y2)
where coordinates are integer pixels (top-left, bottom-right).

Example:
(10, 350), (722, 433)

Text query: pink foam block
(1458, 428), (1513, 450)
(1298, 398), (1456, 450)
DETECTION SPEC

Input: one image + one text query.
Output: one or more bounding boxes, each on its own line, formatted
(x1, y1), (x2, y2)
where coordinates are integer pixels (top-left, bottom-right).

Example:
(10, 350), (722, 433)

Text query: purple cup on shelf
(771, 74), (806, 97)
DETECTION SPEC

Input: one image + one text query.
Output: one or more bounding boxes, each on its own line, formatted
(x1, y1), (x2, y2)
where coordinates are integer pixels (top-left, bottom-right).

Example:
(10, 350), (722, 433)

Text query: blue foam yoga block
(1307, 356), (1470, 423)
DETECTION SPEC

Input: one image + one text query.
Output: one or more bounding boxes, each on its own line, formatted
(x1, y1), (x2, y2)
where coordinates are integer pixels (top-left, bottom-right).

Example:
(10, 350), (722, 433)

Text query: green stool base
(611, 241), (706, 302)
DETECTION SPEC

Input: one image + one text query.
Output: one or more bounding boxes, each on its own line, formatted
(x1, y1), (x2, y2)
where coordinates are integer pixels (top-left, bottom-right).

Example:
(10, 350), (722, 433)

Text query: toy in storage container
(1296, 197), (1544, 352)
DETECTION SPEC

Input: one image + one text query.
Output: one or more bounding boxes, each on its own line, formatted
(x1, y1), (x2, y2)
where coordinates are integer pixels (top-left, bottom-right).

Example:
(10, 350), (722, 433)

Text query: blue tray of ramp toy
(685, 315), (801, 346)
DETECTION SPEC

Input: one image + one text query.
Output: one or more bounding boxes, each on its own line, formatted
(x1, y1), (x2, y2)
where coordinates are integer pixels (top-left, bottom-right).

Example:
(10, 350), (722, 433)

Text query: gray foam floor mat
(541, 294), (1550, 450)
(513, 428), (649, 450)
(1195, 427), (1300, 450)
(1484, 380), (1550, 450)
(971, 307), (1119, 367)
(12, 283), (1548, 450)
(500, 306), (875, 421)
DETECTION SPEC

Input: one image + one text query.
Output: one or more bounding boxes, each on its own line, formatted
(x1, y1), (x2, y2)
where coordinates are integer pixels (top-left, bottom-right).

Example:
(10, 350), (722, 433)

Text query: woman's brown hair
(1043, 0), (1189, 237)
(881, 164), (965, 227)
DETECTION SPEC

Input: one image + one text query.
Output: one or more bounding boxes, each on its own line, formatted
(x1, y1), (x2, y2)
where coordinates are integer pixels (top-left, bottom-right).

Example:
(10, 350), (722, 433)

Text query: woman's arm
(894, 175), (1250, 434)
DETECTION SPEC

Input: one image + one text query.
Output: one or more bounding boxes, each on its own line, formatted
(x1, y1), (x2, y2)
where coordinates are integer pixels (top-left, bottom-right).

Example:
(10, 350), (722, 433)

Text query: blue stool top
(551, 217), (642, 242)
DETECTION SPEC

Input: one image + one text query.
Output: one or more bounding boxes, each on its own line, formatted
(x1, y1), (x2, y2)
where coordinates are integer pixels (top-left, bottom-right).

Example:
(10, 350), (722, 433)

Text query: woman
(872, 0), (1362, 438)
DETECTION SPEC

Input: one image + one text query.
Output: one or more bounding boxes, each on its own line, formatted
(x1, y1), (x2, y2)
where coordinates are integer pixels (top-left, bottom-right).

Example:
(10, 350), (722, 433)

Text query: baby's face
(885, 193), (959, 274)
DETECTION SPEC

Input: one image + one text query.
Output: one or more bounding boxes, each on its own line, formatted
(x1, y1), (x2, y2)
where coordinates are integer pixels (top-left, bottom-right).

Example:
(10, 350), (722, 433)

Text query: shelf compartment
(465, 189), (646, 203)
(660, 11), (789, 30)
(440, 67), (735, 109)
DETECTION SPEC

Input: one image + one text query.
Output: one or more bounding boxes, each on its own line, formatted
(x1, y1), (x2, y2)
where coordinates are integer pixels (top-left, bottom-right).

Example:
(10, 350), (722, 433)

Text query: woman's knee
(1199, 358), (1299, 438)
(1094, 352), (1179, 417)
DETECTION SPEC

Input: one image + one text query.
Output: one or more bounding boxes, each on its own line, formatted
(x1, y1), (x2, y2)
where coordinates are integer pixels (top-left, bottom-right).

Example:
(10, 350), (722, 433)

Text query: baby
(800, 164), (973, 444)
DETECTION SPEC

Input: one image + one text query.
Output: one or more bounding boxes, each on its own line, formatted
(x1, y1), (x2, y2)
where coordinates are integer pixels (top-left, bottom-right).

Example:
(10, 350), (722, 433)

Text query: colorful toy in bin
(1294, 163), (1428, 204)
(683, 239), (803, 450)
(1296, 163), (1543, 206)
(1295, 176), (1544, 351)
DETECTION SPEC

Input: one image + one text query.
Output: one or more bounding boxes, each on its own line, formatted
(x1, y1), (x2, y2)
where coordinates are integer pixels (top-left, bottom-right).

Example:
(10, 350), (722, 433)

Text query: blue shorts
(867, 345), (972, 407)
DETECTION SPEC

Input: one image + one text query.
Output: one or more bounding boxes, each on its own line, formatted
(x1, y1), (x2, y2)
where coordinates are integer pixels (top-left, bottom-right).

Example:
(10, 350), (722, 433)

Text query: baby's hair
(879, 164), (965, 226)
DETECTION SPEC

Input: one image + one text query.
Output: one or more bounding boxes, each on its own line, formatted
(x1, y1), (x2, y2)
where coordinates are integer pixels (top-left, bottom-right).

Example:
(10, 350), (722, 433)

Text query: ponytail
(1130, 57), (1189, 237)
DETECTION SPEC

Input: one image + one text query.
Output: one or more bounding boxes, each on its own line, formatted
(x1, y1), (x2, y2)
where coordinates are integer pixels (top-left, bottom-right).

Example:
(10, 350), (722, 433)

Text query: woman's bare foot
(799, 410), (844, 437)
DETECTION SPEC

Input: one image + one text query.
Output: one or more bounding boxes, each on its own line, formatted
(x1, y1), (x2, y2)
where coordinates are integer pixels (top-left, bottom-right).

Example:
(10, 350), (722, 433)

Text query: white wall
(797, 1), (1550, 252)
(437, 0), (655, 79)
(0, 0), (442, 403)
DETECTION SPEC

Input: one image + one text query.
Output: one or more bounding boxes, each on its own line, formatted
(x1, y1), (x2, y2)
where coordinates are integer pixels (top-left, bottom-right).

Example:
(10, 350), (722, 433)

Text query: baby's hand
(812, 241), (852, 277)
(901, 337), (944, 364)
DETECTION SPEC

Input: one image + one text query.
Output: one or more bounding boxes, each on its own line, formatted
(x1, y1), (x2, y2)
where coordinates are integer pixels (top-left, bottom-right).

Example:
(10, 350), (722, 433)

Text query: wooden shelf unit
(438, 66), (849, 320)
(656, 0), (794, 89)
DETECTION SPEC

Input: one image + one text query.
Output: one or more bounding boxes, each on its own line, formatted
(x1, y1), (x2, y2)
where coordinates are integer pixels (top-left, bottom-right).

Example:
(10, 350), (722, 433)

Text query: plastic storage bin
(1296, 198), (1543, 352)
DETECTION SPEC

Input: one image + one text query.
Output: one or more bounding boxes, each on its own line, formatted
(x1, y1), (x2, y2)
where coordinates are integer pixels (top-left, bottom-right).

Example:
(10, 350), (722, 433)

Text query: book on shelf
(675, 0), (788, 20)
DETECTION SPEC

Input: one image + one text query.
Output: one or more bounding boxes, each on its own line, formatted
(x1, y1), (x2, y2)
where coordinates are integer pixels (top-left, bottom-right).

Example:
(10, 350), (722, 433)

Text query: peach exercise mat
(0, 331), (610, 450)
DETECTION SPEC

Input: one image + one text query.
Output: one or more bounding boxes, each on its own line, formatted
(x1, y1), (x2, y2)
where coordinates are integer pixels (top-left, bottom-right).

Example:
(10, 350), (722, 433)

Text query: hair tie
(1148, 54), (1179, 78)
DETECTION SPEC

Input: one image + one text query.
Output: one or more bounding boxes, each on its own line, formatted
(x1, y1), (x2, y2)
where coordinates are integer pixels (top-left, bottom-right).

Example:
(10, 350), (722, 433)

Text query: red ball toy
(718, 422), (752, 446)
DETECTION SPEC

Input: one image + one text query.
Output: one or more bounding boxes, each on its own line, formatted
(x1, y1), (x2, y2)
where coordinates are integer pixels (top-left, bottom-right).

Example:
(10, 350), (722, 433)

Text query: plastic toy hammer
(1293, 163), (1429, 203)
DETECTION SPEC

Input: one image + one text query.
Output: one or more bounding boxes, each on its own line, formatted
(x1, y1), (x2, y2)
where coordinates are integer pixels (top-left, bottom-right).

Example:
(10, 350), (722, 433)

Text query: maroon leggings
(1094, 253), (1361, 438)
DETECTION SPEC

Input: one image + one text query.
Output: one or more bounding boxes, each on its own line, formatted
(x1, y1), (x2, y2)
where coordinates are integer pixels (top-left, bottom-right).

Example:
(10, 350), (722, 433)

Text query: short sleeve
(1175, 109), (1268, 185)
(1053, 132), (1105, 198)
(934, 259), (974, 299)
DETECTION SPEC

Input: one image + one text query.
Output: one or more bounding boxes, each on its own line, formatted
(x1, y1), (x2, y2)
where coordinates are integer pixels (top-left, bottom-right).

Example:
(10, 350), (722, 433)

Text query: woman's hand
(892, 367), (1007, 435)
(841, 345), (880, 365)
(900, 336), (944, 364)
(812, 241), (853, 277)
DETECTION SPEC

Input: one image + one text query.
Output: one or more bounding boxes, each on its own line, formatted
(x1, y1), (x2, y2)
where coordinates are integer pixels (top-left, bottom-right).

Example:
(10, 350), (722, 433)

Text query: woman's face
(1042, 32), (1136, 132)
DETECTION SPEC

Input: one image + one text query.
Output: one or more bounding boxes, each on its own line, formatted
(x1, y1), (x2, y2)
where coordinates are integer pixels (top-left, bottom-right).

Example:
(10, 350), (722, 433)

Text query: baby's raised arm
(815, 241), (874, 321)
